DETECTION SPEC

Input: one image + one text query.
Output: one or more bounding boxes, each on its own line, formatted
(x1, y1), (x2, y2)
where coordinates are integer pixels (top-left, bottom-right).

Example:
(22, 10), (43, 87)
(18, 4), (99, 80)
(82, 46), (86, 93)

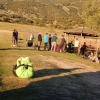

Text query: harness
(13, 64), (33, 76)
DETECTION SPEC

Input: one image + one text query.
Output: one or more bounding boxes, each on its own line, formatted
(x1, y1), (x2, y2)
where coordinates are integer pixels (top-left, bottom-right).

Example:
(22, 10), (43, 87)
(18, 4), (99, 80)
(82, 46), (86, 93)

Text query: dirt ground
(0, 29), (100, 100)
(1, 54), (100, 100)
(39, 55), (100, 85)
(32, 55), (100, 100)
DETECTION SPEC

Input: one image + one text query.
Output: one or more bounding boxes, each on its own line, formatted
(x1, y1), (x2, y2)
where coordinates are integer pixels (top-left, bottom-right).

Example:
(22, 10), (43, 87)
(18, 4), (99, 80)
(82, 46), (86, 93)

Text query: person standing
(48, 34), (52, 51)
(51, 34), (58, 51)
(80, 42), (87, 55)
(58, 35), (66, 52)
(37, 32), (42, 50)
(12, 29), (17, 46)
(43, 33), (48, 50)
(15, 29), (18, 46)
(74, 38), (80, 54)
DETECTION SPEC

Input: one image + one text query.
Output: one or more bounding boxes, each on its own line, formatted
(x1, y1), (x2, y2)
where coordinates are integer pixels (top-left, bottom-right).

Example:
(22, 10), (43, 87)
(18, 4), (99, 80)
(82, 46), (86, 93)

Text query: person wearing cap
(37, 32), (42, 50)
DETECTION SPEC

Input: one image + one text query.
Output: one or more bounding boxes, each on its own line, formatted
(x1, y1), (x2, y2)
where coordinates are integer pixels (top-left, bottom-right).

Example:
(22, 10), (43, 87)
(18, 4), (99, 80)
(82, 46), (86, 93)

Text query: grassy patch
(0, 22), (100, 100)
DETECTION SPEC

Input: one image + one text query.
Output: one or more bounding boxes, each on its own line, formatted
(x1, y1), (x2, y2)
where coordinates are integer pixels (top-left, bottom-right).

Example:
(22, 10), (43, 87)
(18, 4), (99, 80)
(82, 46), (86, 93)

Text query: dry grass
(0, 22), (100, 100)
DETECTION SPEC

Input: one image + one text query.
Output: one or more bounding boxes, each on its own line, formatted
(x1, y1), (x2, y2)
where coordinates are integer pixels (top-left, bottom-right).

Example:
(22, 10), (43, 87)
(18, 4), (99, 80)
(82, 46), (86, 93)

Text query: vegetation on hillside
(0, 0), (85, 30)
(0, 0), (100, 33)
(82, 0), (100, 32)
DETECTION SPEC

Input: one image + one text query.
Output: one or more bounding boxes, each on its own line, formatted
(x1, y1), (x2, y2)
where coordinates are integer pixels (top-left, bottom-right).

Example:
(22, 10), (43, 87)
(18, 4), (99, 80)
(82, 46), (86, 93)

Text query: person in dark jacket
(48, 34), (52, 51)
(12, 29), (17, 46)
(38, 32), (42, 50)
(80, 42), (87, 55)
(15, 29), (18, 46)
(58, 35), (66, 52)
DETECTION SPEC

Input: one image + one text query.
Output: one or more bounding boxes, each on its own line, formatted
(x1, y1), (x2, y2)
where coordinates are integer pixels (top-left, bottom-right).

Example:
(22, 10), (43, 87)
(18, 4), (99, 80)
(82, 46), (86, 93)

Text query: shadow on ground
(0, 68), (100, 100)
(0, 48), (35, 50)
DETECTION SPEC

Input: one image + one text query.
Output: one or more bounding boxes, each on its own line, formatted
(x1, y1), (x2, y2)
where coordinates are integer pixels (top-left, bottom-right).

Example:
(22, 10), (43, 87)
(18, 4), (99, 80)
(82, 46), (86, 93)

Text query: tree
(82, 0), (100, 32)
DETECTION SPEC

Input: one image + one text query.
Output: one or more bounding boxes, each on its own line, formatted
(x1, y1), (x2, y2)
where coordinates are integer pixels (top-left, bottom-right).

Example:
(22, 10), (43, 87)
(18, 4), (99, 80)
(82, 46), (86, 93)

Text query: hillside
(0, 0), (86, 29)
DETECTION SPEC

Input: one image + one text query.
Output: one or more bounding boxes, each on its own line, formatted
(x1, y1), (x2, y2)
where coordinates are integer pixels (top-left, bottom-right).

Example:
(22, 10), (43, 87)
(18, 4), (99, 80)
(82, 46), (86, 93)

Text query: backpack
(26, 40), (33, 47)
(13, 57), (34, 78)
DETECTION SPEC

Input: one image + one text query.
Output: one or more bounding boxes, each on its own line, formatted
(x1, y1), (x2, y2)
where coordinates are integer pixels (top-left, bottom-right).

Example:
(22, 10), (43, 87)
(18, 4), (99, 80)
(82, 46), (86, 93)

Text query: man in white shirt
(74, 38), (80, 54)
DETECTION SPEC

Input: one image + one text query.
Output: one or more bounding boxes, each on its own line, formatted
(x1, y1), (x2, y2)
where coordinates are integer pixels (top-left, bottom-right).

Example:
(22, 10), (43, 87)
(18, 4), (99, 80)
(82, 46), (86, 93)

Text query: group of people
(12, 29), (18, 46)
(29, 32), (88, 55)
(37, 32), (66, 52)
(73, 39), (100, 63)
(67, 38), (87, 55)
(86, 51), (99, 63)
(11, 29), (100, 63)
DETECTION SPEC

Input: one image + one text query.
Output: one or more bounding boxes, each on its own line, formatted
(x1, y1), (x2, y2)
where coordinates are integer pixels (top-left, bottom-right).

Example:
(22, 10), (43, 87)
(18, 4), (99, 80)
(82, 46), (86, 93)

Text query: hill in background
(0, 0), (87, 29)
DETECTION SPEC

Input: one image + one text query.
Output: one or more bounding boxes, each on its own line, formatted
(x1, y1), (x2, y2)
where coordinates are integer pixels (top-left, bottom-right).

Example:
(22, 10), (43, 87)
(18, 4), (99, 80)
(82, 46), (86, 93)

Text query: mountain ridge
(0, 0), (86, 29)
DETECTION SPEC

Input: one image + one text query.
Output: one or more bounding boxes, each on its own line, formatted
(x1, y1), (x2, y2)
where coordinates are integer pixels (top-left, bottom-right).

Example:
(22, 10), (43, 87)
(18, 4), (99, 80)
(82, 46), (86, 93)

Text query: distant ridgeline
(0, 0), (100, 33)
